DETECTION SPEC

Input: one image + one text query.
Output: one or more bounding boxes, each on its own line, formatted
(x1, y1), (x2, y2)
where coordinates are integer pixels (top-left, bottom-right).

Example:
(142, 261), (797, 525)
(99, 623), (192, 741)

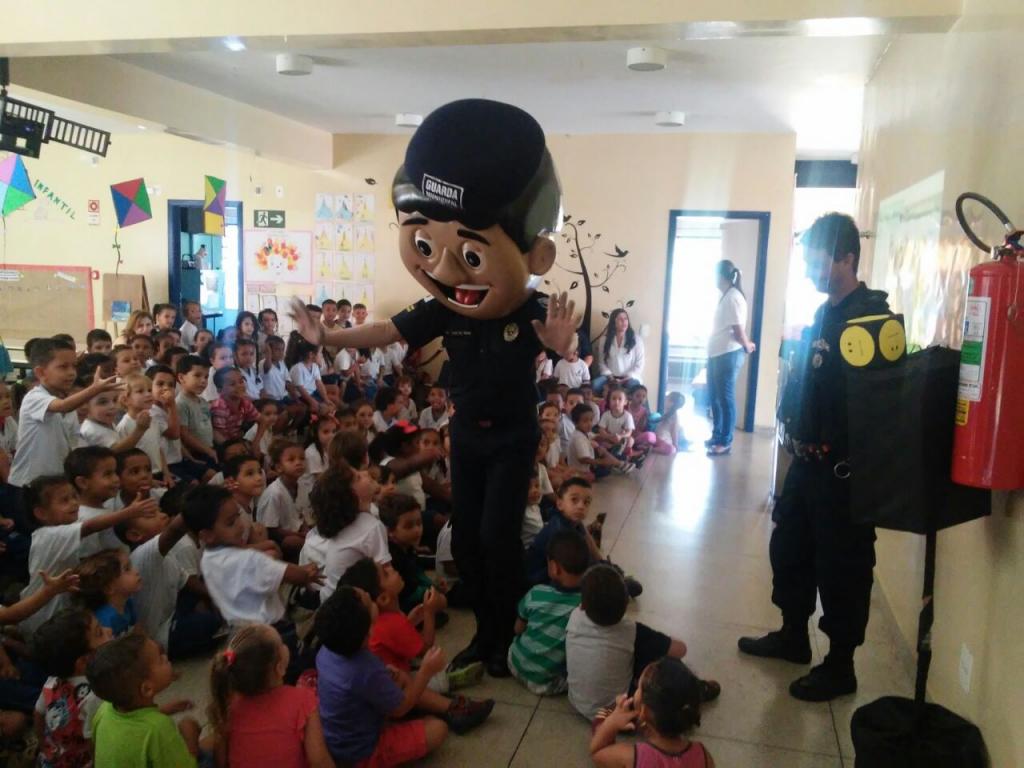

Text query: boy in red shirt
(340, 558), (493, 734)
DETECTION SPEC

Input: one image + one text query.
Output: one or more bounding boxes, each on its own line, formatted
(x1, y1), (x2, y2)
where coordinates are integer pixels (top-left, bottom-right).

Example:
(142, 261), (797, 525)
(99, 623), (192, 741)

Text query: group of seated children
(0, 297), (714, 767)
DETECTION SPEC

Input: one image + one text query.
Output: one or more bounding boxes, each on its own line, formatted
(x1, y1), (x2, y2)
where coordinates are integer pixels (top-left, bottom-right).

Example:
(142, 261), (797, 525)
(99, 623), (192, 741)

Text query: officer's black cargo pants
(449, 417), (538, 657)
(770, 459), (877, 653)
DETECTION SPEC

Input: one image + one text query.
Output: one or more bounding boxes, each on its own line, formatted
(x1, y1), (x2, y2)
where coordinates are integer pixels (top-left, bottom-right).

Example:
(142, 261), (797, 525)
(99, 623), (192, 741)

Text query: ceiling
(119, 35), (894, 157)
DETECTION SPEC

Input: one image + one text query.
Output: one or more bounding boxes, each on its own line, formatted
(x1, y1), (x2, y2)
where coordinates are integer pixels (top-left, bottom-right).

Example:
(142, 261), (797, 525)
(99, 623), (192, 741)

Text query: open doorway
(166, 200), (243, 335)
(658, 210), (769, 441)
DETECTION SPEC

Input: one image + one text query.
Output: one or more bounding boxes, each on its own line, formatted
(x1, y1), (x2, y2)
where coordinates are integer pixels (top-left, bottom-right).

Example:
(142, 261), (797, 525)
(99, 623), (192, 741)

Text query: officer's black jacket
(780, 283), (890, 456)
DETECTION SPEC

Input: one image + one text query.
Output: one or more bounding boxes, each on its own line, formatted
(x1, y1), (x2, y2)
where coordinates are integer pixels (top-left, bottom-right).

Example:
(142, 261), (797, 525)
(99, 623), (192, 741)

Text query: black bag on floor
(851, 696), (988, 768)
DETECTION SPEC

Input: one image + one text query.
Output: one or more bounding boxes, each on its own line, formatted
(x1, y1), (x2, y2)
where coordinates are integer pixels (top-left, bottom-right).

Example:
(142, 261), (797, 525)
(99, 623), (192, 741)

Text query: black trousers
(449, 417), (538, 656)
(770, 459), (877, 651)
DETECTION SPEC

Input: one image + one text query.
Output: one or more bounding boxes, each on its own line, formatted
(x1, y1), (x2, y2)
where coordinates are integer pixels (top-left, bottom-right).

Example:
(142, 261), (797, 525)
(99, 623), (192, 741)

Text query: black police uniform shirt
(782, 282), (889, 455)
(392, 294), (548, 426)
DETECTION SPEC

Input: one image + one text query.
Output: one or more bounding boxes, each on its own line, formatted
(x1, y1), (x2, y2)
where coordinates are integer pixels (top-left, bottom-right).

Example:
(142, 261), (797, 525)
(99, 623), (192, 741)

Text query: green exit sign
(254, 209), (286, 228)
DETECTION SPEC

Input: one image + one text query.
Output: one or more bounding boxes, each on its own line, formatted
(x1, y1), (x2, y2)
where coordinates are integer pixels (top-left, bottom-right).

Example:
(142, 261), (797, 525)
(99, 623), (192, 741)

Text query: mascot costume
(291, 99), (577, 675)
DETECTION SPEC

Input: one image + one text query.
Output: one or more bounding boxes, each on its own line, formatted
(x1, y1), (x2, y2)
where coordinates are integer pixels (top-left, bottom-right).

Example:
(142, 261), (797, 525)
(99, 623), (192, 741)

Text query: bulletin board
(0, 264), (95, 344)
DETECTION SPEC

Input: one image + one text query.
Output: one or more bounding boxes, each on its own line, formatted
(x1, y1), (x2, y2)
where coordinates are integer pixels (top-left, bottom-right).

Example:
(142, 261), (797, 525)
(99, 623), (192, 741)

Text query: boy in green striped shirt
(508, 530), (589, 694)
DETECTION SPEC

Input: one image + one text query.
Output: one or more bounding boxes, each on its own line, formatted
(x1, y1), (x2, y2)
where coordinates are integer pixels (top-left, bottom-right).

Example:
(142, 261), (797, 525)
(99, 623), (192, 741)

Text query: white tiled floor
(161, 430), (913, 766)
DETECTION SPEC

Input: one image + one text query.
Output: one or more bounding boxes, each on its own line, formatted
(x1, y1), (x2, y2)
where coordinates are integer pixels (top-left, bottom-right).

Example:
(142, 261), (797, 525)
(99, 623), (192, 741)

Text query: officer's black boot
(788, 645), (857, 702)
(737, 621), (812, 664)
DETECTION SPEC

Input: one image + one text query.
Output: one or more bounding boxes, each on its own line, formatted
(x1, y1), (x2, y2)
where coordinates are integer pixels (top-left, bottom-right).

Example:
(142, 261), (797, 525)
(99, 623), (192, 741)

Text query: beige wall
(4, 123), (794, 423)
(855, 4), (1024, 765)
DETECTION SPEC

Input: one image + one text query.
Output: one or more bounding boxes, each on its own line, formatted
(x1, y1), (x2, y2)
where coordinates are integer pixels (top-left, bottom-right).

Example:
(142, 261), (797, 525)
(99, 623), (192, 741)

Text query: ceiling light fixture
(395, 113), (423, 128)
(655, 111), (686, 127)
(276, 53), (313, 76)
(627, 47), (667, 72)
(223, 37), (246, 52)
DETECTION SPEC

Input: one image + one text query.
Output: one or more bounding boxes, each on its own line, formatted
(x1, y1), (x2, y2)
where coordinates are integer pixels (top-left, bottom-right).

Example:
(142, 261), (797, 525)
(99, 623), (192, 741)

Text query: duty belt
(789, 439), (851, 479)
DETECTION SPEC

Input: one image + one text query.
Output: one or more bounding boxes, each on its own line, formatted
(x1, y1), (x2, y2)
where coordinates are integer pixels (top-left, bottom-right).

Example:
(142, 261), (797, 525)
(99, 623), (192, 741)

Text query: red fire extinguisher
(951, 192), (1024, 490)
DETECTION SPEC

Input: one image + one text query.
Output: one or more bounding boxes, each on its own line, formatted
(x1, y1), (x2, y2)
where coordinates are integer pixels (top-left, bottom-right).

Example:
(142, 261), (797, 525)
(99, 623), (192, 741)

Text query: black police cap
(402, 99), (545, 216)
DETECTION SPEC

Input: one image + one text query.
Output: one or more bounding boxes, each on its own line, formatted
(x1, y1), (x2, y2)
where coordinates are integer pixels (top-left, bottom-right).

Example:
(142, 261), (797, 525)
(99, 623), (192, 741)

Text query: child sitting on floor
(378, 494), (441, 614)
(118, 373), (169, 480)
(87, 634), (201, 767)
(314, 587), (449, 766)
(508, 530), (589, 695)
(525, 478), (642, 598)
(32, 608), (111, 766)
(256, 440), (311, 560)
(340, 558), (494, 728)
(208, 624), (333, 768)
(210, 367), (260, 446)
(566, 564), (718, 722)
(75, 549), (142, 638)
(417, 385), (449, 430)
(303, 414), (338, 477)
(590, 658), (716, 768)
(567, 405), (633, 479)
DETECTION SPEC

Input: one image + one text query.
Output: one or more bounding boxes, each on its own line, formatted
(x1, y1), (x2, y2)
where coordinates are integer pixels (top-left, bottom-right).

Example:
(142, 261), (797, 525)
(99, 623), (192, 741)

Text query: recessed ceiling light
(627, 47), (667, 72)
(276, 53), (313, 76)
(395, 113), (423, 128)
(655, 111), (686, 127)
(223, 37), (246, 52)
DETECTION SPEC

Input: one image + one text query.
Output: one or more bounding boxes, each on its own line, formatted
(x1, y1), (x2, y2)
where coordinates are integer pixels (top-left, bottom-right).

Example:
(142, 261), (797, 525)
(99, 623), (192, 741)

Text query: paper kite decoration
(110, 178), (152, 227)
(203, 175), (226, 235)
(0, 154), (36, 216)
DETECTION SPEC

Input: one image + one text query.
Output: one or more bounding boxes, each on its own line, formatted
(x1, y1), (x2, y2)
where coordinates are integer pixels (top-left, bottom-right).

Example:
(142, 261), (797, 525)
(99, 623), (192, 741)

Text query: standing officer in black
(739, 213), (890, 701)
(290, 99), (578, 677)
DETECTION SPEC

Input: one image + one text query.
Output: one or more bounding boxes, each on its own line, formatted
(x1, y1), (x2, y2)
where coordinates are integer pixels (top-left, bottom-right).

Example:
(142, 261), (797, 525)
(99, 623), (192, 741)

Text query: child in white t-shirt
(234, 338), (263, 400)
(521, 473), (545, 549)
(0, 380), (18, 464)
(256, 440), (310, 559)
(418, 385), (450, 431)
(290, 341), (332, 417)
(117, 374), (169, 480)
(595, 388), (636, 459)
(67, 446), (130, 559)
(567, 405), (632, 479)
(182, 485), (322, 630)
(19, 472), (158, 635)
(372, 388), (401, 435)
(147, 365), (185, 472)
(244, 399), (279, 467)
(80, 389), (146, 453)
(394, 375), (418, 422)
(535, 351), (554, 383)
(303, 416), (338, 477)
(554, 349), (591, 389)
(202, 343), (235, 403)
(8, 340), (121, 488)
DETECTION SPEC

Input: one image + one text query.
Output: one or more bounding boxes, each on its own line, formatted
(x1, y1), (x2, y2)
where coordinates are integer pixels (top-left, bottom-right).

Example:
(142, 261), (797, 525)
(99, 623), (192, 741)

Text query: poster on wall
(243, 230), (313, 285)
(315, 193), (334, 221)
(870, 172), (976, 350)
(354, 193), (374, 222)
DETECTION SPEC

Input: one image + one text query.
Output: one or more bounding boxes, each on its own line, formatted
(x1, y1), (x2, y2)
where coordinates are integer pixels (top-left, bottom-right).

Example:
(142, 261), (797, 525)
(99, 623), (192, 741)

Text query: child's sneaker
(444, 695), (495, 734)
(613, 463), (635, 476)
(447, 660), (485, 690)
(624, 575), (643, 598)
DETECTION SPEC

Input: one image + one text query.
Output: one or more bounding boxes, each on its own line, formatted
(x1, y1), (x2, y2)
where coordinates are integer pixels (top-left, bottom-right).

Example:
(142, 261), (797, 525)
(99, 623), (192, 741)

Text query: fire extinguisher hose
(955, 192), (1019, 254)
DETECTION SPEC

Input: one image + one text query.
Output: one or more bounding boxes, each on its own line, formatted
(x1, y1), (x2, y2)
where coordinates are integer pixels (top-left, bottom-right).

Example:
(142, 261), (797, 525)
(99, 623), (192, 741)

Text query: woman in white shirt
(594, 309), (645, 396)
(706, 260), (756, 456)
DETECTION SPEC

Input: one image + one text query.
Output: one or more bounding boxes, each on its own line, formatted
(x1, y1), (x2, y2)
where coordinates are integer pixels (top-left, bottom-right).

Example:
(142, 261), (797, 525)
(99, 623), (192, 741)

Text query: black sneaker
(737, 629), (812, 664)
(444, 695), (496, 734)
(485, 651), (511, 678)
(788, 662), (857, 702)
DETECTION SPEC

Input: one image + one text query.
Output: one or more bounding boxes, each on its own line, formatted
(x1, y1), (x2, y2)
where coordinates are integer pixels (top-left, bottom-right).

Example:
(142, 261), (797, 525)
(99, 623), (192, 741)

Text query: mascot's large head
(392, 99), (563, 320)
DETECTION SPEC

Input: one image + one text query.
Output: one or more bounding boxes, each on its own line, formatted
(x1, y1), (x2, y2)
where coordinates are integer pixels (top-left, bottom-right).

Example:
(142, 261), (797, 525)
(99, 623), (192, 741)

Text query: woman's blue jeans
(708, 349), (744, 446)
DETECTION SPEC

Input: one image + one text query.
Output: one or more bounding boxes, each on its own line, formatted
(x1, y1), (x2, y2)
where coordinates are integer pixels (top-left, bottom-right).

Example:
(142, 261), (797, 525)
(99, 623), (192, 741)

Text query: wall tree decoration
(545, 213), (635, 339)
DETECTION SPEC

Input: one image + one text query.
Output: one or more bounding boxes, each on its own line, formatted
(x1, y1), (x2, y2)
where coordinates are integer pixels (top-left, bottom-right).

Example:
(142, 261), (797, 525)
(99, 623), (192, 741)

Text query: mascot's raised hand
(532, 291), (580, 358)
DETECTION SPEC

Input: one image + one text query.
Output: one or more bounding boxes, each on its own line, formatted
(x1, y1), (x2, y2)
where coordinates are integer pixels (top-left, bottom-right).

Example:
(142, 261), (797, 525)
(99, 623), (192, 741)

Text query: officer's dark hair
(391, 99), (561, 254)
(581, 563), (629, 627)
(64, 446), (116, 486)
(213, 365), (240, 391)
(33, 609), (96, 678)
(176, 354), (210, 376)
(639, 658), (703, 736)
(570, 403), (594, 426)
(546, 530), (589, 575)
(557, 476), (592, 497)
(339, 556), (382, 599)
(801, 212), (861, 275)
(316, 586), (372, 657)
(30, 338), (75, 368)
